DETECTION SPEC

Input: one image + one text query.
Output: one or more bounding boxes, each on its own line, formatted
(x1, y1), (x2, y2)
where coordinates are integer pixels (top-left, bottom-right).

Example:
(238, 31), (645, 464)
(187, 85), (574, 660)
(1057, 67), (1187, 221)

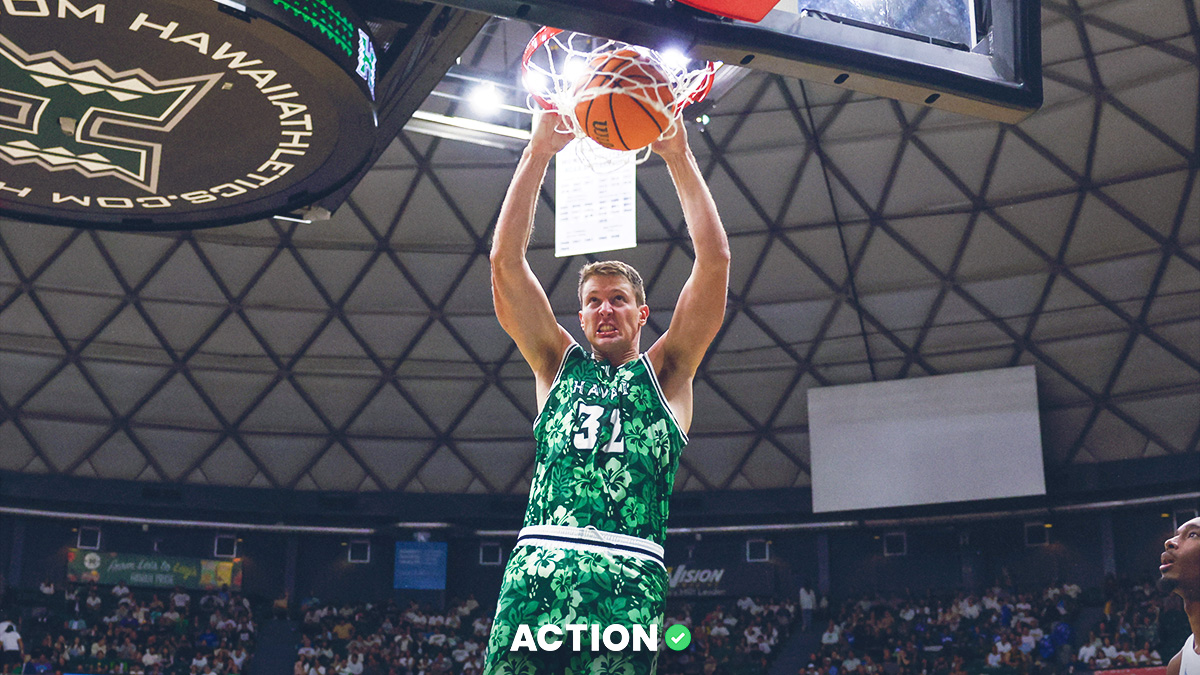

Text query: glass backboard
(432, 0), (1041, 123)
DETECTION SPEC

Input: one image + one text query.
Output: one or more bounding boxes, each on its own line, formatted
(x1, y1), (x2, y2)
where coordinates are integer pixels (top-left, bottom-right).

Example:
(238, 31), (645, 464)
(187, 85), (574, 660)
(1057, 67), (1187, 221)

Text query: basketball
(573, 49), (675, 151)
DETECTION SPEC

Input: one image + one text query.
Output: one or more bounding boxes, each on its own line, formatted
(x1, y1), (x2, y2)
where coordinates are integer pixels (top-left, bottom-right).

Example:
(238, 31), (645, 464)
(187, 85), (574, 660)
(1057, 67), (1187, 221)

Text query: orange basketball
(573, 49), (674, 152)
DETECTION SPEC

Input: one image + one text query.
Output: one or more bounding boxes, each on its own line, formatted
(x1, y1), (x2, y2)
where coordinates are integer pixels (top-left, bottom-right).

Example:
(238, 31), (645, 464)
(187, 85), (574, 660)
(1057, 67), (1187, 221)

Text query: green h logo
(0, 33), (222, 193)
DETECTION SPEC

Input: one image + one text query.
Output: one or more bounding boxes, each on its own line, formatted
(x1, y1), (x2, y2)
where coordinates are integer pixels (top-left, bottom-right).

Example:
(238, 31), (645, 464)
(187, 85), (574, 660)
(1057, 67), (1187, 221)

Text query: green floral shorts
(484, 544), (668, 675)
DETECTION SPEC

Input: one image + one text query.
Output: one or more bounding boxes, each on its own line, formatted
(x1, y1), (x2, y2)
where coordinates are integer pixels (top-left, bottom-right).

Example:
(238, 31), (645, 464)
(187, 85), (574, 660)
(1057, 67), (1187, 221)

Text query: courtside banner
(1094, 669), (1167, 675)
(66, 548), (242, 590)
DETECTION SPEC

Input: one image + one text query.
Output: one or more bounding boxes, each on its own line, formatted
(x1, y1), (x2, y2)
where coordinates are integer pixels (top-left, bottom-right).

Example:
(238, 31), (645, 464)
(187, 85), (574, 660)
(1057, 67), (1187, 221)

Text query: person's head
(1159, 515), (1200, 600)
(578, 261), (646, 307)
(577, 261), (648, 358)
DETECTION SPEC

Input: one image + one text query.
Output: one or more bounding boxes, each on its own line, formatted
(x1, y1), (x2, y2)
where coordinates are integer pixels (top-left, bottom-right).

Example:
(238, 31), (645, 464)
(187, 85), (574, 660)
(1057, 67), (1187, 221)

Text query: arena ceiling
(0, 0), (1196, 500)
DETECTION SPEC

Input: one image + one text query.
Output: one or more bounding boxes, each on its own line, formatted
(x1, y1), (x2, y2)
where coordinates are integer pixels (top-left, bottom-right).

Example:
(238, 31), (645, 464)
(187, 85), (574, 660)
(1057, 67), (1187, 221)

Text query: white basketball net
(522, 28), (717, 168)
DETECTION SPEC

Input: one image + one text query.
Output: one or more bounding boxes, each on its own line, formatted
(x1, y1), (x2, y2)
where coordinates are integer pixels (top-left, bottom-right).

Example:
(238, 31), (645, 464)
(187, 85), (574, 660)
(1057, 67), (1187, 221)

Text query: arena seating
(793, 579), (1174, 675)
(293, 596), (487, 675)
(277, 576), (1188, 675)
(10, 577), (1170, 675)
(1, 583), (255, 675)
(287, 594), (795, 675)
(657, 596), (798, 675)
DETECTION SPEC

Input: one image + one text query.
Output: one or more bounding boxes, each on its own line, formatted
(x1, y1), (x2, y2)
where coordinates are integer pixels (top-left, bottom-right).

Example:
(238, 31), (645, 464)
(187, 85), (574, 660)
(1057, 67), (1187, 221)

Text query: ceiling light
(469, 82), (502, 116)
(659, 48), (691, 70)
(562, 57), (587, 85)
(522, 70), (551, 98)
(405, 110), (531, 150)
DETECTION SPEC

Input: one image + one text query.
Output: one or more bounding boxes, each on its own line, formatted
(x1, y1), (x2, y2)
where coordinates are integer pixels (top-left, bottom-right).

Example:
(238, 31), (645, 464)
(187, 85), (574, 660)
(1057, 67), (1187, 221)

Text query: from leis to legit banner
(66, 548), (242, 590)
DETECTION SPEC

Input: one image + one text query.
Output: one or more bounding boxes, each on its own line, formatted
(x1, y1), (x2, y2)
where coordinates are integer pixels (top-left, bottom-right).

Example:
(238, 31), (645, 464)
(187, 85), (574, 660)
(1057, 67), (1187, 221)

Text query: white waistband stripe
(517, 525), (665, 569)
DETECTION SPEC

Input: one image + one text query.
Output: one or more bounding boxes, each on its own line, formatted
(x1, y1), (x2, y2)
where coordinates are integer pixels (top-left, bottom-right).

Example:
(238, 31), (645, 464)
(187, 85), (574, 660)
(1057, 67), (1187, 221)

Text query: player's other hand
(651, 118), (691, 159)
(528, 111), (574, 158)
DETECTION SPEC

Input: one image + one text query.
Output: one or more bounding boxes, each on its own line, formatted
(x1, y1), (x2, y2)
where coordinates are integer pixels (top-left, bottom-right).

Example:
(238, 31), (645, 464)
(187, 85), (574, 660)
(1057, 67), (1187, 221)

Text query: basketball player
(484, 111), (729, 675)
(1161, 515), (1200, 675)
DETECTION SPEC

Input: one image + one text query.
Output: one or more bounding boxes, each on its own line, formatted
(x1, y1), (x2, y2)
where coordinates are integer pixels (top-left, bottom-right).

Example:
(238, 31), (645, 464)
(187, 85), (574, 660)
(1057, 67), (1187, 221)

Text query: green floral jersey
(526, 343), (688, 546)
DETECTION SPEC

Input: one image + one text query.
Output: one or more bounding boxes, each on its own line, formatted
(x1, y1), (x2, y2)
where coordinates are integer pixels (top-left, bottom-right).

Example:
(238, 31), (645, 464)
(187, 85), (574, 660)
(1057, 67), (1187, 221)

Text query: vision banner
(66, 549), (242, 590)
(666, 562), (779, 598)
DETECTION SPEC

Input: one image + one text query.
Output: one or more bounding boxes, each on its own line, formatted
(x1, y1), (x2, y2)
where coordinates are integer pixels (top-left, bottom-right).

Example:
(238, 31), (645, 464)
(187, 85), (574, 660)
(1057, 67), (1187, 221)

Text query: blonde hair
(578, 260), (646, 306)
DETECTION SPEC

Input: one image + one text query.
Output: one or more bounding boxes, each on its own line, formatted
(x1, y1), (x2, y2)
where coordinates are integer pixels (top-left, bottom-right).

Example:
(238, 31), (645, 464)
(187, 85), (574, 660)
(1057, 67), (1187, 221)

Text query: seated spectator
(21, 651), (53, 674)
(64, 613), (87, 634)
(142, 646), (162, 668)
(822, 620), (842, 647)
(199, 592), (220, 614)
(89, 637), (107, 660)
(198, 627), (220, 650)
(66, 636), (86, 662)
(842, 650), (862, 672)
(171, 587), (192, 613)
(235, 618), (255, 646)
(1136, 640), (1162, 665)
(1076, 633), (1099, 666)
(332, 618), (354, 644)
(1114, 639), (1137, 667)
(1099, 636), (1118, 664)
(85, 590), (103, 615)
(231, 645), (250, 671)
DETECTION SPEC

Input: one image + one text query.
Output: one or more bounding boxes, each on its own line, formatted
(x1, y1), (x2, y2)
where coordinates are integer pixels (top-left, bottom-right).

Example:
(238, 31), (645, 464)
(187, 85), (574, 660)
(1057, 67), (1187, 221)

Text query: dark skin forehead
(1172, 517), (1200, 538)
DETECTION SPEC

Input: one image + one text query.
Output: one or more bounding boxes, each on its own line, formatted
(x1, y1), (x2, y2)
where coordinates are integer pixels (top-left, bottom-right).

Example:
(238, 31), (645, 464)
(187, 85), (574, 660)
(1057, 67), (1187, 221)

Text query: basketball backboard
(430, 0), (1041, 124)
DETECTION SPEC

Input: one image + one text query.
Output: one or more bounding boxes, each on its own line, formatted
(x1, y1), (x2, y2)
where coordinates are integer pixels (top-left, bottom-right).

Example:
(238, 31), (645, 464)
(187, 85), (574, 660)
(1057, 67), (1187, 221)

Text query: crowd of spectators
(0, 581), (255, 675)
(1070, 577), (1171, 672)
(6, 574), (1188, 675)
(643, 596), (797, 675)
(292, 595), (488, 675)
(287, 576), (1191, 675)
(794, 577), (1185, 675)
(797, 582), (1085, 675)
(290, 594), (798, 675)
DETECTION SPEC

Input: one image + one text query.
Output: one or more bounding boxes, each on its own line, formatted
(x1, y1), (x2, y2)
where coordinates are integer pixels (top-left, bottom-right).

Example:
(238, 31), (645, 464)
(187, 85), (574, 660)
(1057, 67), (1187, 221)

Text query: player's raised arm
(490, 113), (575, 395)
(648, 122), (731, 380)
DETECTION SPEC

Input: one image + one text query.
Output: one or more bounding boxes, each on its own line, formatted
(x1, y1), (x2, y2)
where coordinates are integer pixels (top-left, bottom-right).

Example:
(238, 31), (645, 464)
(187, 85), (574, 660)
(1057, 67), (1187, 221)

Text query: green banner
(66, 549), (242, 591)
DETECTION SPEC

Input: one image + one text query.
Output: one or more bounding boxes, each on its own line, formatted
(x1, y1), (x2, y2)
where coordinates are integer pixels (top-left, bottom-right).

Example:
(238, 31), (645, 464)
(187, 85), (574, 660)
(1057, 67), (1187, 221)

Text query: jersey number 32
(573, 403), (625, 453)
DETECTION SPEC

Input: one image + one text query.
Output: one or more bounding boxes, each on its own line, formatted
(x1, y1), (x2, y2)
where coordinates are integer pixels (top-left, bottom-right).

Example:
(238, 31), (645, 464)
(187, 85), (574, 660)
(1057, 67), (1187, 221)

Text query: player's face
(1160, 516), (1200, 595)
(579, 274), (648, 358)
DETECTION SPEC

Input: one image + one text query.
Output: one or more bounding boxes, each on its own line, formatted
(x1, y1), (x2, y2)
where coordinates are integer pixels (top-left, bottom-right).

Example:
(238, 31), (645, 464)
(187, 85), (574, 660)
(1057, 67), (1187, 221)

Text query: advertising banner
(667, 563), (729, 597)
(394, 542), (448, 590)
(666, 561), (781, 598)
(66, 549), (242, 591)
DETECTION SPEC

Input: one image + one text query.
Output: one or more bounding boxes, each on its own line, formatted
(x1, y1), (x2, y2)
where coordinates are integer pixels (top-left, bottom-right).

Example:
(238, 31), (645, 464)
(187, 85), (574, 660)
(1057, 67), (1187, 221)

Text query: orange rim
(522, 26), (717, 114)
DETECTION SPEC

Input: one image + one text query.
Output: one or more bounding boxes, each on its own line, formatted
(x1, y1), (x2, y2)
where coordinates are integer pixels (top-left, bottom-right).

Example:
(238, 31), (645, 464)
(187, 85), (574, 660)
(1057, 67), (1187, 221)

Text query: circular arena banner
(0, 0), (378, 229)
